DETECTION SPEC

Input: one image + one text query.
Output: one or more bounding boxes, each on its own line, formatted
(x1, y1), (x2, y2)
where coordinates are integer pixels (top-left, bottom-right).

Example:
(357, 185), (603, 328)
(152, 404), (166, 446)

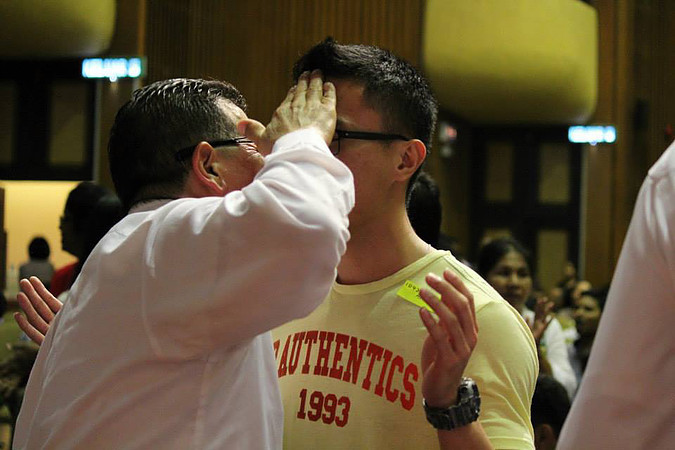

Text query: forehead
(330, 78), (383, 130)
(495, 251), (528, 268)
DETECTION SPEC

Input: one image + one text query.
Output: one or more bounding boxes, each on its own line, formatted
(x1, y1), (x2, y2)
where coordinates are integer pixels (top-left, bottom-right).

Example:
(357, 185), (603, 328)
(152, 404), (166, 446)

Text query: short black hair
(293, 38), (438, 197)
(476, 237), (532, 278)
(82, 194), (125, 261)
(108, 78), (247, 210)
(28, 237), (50, 260)
(531, 375), (571, 437)
(65, 182), (109, 234)
(407, 171), (441, 247)
(74, 193), (126, 282)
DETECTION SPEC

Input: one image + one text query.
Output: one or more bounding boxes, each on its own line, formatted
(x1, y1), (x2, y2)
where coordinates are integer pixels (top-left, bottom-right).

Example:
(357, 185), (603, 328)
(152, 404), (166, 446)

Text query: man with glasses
(13, 73), (356, 449)
(272, 39), (537, 449)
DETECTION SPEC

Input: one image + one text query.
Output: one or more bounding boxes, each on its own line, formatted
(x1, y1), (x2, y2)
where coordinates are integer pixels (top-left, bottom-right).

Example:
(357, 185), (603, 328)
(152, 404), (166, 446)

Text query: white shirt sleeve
(138, 129), (355, 357)
(558, 142), (675, 449)
(541, 317), (577, 398)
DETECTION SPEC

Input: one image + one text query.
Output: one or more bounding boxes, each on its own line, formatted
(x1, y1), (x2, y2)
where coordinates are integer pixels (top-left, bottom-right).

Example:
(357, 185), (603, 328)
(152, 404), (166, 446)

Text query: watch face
(424, 378), (481, 431)
(458, 378), (479, 402)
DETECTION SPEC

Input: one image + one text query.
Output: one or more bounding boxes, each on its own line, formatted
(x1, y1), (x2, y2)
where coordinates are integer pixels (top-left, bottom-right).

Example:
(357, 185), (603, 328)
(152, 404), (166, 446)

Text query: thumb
(237, 119), (265, 141)
(238, 119), (273, 156)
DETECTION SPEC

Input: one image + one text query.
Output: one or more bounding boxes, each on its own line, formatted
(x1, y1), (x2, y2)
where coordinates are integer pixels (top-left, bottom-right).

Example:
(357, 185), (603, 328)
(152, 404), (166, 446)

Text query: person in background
(50, 182), (108, 297)
(552, 263), (591, 325)
(53, 194), (125, 303)
(569, 287), (605, 382)
(82, 195), (125, 257)
(546, 286), (578, 352)
(407, 171), (473, 266)
(558, 140), (675, 449)
(18, 237), (54, 290)
(407, 171), (442, 247)
(530, 375), (570, 450)
(477, 237), (577, 399)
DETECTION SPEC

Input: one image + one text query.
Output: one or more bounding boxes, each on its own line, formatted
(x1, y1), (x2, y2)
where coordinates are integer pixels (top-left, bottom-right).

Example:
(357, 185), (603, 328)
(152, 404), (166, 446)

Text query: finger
(21, 278), (55, 324)
(291, 71), (309, 109)
(419, 286), (470, 359)
(443, 269), (478, 333)
(418, 307), (456, 363)
(306, 69), (324, 104)
(29, 276), (62, 314)
(282, 85), (296, 105)
(16, 291), (50, 334)
(238, 119), (266, 142)
(544, 301), (553, 315)
(322, 81), (336, 106)
(14, 313), (45, 345)
(425, 273), (477, 349)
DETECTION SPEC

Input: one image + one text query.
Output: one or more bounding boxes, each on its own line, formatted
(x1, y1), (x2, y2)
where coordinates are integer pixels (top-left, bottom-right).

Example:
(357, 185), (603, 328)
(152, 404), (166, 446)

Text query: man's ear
(190, 142), (227, 195)
(394, 139), (427, 182)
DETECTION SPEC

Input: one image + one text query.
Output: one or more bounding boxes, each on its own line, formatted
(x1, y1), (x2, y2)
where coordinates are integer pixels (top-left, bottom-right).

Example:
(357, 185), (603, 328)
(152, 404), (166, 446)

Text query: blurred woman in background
(477, 237), (577, 399)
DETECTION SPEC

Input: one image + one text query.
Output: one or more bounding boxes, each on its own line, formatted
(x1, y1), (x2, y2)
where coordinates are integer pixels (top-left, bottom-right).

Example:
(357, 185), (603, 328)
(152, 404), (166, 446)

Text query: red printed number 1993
(296, 389), (351, 427)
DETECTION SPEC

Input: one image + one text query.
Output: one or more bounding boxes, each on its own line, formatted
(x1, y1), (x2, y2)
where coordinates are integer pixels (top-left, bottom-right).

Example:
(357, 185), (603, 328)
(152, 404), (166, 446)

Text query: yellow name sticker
(396, 279), (437, 312)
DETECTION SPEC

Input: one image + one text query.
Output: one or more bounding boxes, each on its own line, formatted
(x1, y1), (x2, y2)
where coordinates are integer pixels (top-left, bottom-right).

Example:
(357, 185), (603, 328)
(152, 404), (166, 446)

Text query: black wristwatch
(423, 377), (481, 430)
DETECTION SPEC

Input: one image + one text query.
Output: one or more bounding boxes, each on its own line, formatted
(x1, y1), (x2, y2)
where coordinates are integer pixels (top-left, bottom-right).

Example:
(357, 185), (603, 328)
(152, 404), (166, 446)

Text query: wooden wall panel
(583, 0), (635, 286)
(634, 1), (675, 166)
(96, 0), (147, 190)
(145, 0), (424, 121)
(584, 0), (675, 287)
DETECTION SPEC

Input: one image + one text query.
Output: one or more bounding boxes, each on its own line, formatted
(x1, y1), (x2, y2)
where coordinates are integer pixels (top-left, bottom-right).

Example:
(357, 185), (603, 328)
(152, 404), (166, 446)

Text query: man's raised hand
(14, 276), (62, 345)
(238, 70), (337, 155)
(418, 269), (479, 409)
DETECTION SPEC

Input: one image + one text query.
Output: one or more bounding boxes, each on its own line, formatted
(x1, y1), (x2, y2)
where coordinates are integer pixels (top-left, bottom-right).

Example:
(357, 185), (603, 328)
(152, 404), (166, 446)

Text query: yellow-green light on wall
(423, 0), (598, 124)
(0, 0), (115, 58)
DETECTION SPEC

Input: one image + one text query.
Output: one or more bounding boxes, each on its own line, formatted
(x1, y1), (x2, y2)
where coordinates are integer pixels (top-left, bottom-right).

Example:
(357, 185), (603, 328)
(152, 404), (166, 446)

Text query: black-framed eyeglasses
(174, 137), (256, 162)
(330, 129), (412, 155)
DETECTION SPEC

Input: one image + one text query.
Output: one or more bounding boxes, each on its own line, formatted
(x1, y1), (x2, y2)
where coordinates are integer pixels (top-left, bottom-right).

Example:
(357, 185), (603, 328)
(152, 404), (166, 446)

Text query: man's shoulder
(420, 252), (535, 349)
(429, 252), (515, 312)
(647, 139), (675, 182)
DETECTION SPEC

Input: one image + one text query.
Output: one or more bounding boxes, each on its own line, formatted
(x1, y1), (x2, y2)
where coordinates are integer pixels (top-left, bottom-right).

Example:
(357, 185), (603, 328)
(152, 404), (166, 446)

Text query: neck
(337, 205), (434, 285)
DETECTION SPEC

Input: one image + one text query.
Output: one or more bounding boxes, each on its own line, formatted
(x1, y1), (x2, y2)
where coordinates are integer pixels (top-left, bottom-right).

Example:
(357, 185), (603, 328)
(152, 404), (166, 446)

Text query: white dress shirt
(14, 129), (354, 450)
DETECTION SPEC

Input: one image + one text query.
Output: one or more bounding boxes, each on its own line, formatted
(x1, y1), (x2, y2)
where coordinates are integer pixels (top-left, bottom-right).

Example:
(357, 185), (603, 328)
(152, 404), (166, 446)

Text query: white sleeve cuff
(270, 128), (332, 156)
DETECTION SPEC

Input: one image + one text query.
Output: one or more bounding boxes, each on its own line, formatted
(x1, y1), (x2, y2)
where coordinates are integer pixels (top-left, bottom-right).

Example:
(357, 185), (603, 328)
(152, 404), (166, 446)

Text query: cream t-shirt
(273, 250), (537, 449)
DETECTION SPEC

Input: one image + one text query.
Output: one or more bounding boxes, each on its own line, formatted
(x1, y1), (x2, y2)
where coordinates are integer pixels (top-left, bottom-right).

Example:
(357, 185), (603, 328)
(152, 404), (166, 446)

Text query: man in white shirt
(13, 72), (356, 449)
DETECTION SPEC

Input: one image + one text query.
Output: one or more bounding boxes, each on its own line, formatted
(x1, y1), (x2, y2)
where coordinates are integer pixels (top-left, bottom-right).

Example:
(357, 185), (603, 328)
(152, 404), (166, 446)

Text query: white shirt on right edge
(558, 141), (675, 449)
